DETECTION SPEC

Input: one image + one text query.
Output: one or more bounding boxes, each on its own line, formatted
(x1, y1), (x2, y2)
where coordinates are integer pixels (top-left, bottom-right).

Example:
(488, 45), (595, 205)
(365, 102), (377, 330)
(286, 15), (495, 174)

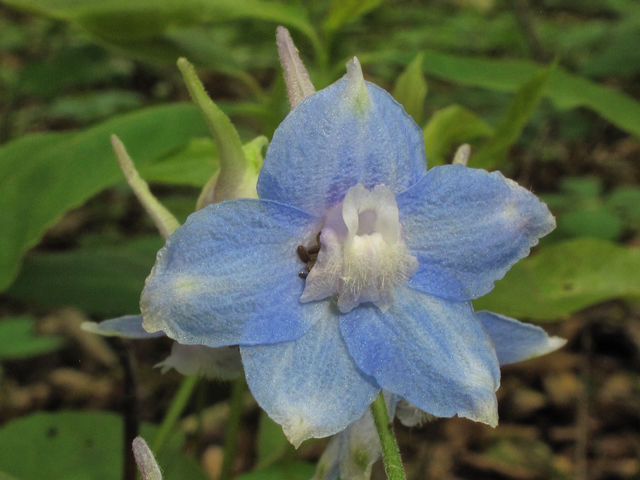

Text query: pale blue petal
(81, 315), (164, 339)
(155, 344), (243, 380)
(476, 311), (566, 365)
(312, 436), (340, 480)
(258, 61), (426, 217)
(313, 392), (397, 480)
(340, 286), (500, 426)
(141, 199), (326, 347)
(397, 164), (555, 301)
(241, 304), (380, 447)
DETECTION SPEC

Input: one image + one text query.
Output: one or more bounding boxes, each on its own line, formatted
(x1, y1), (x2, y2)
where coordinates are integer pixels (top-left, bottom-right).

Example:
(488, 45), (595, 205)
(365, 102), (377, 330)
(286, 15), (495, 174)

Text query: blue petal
(241, 304), (380, 447)
(340, 286), (500, 426)
(397, 164), (555, 301)
(81, 315), (165, 339)
(141, 199), (326, 347)
(258, 59), (426, 217)
(476, 311), (566, 365)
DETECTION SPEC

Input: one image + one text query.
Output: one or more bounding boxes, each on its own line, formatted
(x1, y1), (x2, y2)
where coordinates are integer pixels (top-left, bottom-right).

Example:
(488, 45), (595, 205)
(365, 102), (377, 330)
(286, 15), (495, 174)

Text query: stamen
(297, 245), (310, 262)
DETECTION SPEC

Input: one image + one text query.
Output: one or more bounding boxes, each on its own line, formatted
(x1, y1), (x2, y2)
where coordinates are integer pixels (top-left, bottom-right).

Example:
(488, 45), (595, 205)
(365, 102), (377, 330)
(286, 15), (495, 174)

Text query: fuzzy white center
(300, 184), (417, 313)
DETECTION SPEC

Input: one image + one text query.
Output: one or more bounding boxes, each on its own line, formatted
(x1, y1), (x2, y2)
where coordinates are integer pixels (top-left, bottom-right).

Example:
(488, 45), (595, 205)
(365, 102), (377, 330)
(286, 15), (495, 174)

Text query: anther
(298, 272), (308, 279)
(307, 245), (320, 255)
(306, 259), (316, 270)
(297, 245), (310, 263)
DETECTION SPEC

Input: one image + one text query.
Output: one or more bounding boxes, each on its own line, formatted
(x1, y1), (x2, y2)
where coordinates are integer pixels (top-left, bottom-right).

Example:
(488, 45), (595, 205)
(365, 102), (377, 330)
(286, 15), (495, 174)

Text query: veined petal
(258, 58), (426, 217)
(397, 164), (555, 301)
(477, 311), (566, 365)
(141, 199), (325, 347)
(81, 315), (165, 339)
(241, 304), (380, 447)
(340, 286), (500, 426)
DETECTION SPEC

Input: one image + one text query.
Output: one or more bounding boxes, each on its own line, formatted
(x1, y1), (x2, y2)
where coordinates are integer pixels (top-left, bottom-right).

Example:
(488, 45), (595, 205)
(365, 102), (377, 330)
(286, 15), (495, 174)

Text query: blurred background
(0, 0), (639, 479)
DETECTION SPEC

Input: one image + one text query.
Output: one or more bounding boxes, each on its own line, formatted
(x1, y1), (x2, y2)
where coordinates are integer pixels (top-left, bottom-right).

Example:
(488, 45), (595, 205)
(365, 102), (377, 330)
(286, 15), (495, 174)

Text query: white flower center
(300, 184), (417, 313)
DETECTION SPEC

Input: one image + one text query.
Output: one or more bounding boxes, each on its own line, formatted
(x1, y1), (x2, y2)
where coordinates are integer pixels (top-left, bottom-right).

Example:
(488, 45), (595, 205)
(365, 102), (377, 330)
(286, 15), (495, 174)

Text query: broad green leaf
(0, 411), (208, 480)
(324, 0), (385, 34)
(392, 53), (427, 124)
(474, 238), (640, 321)
(141, 138), (219, 187)
(4, 0), (319, 65)
(235, 462), (316, 480)
(0, 103), (209, 291)
(359, 49), (640, 141)
(423, 105), (494, 168)
(473, 62), (555, 170)
(0, 315), (65, 360)
(6, 237), (162, 316)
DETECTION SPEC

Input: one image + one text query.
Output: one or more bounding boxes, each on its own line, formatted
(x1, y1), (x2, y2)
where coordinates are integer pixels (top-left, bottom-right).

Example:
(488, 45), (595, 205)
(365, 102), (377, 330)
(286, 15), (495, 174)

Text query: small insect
(296, 231), (322, 279)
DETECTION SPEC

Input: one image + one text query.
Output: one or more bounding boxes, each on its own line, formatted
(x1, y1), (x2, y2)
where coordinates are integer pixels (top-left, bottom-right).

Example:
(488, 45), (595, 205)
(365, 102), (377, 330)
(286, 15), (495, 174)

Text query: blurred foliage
(0, 412), (208, 480)
(0, 315), (65, 360)
(1, 0), (640, 478)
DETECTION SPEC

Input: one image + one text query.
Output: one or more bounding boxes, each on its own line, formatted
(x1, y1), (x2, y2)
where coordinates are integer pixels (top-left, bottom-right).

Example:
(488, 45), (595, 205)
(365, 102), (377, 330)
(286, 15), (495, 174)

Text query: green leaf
(235, 462), (316, 480)
(0, 103), (209, 292)
(474, 238), (640, 321)
(361, 49), (640, 142)
(472, 62), (555, 170)
(324, 0), (385, 34)
(423, 105), (494, 168)
(0, 315), (65, 360)
(6, 237), (163, 316)
(392, 53), (427, 124)
(0, 411), (208, 480)
(141, 138), (219, 187)
(4, 0), (319, 66)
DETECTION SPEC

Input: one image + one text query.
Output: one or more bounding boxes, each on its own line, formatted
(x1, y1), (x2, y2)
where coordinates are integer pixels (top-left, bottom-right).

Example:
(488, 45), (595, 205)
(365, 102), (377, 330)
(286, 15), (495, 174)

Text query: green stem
(219, 377), (248, 480)
(370, 392), (406, 480)
(152, 374), (199, 454)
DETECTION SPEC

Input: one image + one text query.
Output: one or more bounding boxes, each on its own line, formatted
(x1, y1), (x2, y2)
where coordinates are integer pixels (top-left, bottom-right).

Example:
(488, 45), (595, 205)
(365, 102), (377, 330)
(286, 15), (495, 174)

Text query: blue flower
(140, 58), (556, 447)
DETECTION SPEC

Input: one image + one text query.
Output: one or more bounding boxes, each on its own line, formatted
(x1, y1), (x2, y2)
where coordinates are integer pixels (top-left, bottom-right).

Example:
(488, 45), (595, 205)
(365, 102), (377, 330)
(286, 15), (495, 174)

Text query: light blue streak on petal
(258, 62), (426, 217)
(477, 311), (566, 365)
(141, 199), (325, 347)
(397, 164), (555, 301)
(340, 286), (500, 426)
(81, 315), (165, 339)
(241, 304), (380, 447)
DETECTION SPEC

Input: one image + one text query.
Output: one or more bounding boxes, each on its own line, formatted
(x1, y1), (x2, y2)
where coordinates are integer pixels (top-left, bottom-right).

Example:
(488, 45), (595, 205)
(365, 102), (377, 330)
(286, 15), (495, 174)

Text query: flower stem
(370, 392), (406, 480)
(220, 377), (248, 480)
(152, 374), (199, 454)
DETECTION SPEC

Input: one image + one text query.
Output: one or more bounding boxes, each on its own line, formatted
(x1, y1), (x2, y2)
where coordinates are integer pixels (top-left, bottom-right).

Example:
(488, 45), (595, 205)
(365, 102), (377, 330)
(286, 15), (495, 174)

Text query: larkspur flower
(140, 57), (557, 447)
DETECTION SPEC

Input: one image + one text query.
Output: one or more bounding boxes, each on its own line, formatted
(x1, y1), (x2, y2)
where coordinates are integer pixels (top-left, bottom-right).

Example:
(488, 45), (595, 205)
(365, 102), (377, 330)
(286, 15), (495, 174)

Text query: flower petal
(313, 392), (397, 480)
(476, 311), (566, 365)
(397, 164), (555, 301)
(258, 58), (426, 217)
(241, 304), (380, 447)
(155, 344), (243, 380)
(340, 286), (500, 426)
(141, 199), (325, 347)
(81, 315), (165, 339)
